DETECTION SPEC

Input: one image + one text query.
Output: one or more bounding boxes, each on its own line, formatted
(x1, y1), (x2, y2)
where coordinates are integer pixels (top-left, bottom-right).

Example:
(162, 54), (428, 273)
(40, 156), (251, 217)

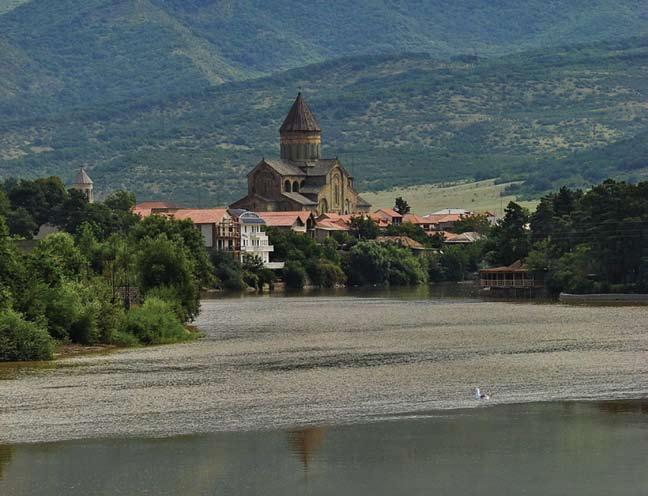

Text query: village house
(133, 204), (241, 253)
(257, 211), (315, 234)
(370, 208), (402, 226)
(313, 214), (351, 241)
(229, 210), (281, 269)
(230, 93), (371, 215)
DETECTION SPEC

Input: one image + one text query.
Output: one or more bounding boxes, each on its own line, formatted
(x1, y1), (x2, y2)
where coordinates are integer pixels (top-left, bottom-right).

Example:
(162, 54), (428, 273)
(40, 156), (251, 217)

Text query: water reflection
(204, 282), (481, 301)
(597, 399), (648, 415)
(2, 401), (648, 496)
(287, 427), (327, 472)
(0, 444), (13, 480)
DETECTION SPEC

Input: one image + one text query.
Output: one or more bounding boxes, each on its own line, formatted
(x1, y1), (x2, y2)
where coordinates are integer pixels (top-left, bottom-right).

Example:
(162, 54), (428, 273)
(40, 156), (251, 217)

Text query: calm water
(1, 400), (647, 495)
(0, 289), (647, 493)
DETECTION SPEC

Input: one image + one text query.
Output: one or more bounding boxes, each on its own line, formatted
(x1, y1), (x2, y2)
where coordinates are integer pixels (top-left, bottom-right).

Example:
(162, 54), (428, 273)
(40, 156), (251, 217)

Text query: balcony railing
(479, 278), (541, 288)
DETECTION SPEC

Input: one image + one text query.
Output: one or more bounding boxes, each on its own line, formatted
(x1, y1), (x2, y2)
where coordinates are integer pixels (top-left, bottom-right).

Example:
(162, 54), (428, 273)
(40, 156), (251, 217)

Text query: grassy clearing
(361, 179), (539, 216)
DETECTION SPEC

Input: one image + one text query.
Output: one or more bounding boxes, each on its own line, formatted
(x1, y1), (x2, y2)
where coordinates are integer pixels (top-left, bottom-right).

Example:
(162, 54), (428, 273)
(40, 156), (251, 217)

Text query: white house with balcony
(237, 211), (284, 269)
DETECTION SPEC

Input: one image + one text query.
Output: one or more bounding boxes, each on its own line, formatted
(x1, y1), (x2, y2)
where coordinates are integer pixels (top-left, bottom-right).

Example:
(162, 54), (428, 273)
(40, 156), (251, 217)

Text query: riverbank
(2, 399), (647, 495)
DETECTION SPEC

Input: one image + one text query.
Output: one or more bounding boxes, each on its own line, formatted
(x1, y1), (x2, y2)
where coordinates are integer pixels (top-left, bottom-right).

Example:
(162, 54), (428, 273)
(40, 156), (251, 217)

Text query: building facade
(233, 211), (281, 268)
(230, 93), (371, 215)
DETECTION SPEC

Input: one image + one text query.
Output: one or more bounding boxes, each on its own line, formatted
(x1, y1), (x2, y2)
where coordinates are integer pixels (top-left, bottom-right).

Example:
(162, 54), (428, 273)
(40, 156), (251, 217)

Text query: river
(1, 288), (647, 494)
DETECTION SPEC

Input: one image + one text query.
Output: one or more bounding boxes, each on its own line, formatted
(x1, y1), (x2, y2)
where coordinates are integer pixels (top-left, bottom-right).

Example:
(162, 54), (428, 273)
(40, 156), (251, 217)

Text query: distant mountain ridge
(1, 37), (646, 204)
(1, 0), (647, 116)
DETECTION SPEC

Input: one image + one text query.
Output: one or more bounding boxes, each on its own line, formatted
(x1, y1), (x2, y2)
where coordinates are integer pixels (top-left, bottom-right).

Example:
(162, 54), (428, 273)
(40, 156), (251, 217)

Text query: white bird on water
(475, 387), (490, 400)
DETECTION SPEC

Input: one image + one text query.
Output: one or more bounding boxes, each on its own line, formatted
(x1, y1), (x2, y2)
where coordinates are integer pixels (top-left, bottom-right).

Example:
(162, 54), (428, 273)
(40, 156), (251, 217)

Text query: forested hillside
(0, 0), (646, 115)
(1, 37), (646, 204)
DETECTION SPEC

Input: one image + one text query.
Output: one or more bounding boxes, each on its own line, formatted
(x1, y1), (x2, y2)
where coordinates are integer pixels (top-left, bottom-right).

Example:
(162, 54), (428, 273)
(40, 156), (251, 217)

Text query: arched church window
(284, 180), (292, 192)
(293, 181), (300, 193)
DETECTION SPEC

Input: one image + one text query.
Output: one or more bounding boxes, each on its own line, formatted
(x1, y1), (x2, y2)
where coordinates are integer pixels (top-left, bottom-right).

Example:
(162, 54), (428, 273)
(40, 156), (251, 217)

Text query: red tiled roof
(258, 211), (311, 227)
(424, 213), (463, 223)
(170, 208), (229, 225)
(133, 201), (180, 217)
(403, 214), (430, 225)
(316, 219), (350, 231)
(374, 208), (403, 219)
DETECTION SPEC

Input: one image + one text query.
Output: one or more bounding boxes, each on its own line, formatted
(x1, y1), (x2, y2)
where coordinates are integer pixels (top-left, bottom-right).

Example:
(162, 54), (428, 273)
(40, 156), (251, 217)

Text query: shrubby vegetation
(1, 36), (647, 204)
(0, 177), (208, 362)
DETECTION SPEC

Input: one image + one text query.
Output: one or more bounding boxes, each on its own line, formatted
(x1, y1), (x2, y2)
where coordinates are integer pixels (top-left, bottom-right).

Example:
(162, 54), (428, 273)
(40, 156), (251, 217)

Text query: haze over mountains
(0, 0), (647, 203)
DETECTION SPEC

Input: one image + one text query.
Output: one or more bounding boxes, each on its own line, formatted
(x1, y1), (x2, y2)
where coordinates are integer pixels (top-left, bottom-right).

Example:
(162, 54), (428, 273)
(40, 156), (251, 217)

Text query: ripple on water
(0, 295), (647, 443)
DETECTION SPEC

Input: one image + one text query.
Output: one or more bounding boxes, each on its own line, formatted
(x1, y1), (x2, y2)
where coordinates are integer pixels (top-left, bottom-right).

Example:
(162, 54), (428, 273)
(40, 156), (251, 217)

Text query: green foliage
(452, 214), (492, 235)
(346, 241), (426, 286)
(349, 216), (379, 240)
(385, 222), (428, 245)
(136, 233), (199, 321)
(305, 259), (346, 288)
(283, 261), (307, 290)
(267, 228), (322, 261)
(0, 309), (54, 362)
(484, 202), (530, 266)
(394, 197), (411, 215)
(2, 36), (648, 203)
(211, 251), (246, 291)
(0, 175), (211, 360)
(121, 297), (190, 345)
(131, 216), (213, 287)
(5, 207), (37, 238)
(526, 179), (648, 294)
(29, 232), (88, 286)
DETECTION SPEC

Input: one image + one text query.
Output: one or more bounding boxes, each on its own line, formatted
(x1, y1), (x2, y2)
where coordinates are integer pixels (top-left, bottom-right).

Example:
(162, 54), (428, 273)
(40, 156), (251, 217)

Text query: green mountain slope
(1, 0), (647, 116)
(1, 37), (646, 204)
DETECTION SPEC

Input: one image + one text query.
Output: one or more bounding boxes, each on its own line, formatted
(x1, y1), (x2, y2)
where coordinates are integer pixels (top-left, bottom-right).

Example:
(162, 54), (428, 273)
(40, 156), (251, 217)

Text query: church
(230, 93), (371, 215)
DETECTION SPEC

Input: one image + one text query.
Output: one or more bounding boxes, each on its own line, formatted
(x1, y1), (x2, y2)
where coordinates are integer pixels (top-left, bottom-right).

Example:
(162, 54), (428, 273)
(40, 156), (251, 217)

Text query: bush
(306, 259), (346, 288)
(284, 261), (307, 289)
(137, 234), (199, 320)
(122, 297), (191, 345)
(211, 252), (246, 290)
(0, 310), (54, 361)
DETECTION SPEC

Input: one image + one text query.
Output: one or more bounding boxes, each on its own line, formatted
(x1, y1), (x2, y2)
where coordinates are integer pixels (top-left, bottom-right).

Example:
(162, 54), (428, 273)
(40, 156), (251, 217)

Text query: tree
(394, 197), (411, 215)
(136, 234), (199, 321)
(283, 261), (307, 289)
(452, 213), (492, 235)
(486, 202), (530, 266)
(6, 207), (38, 238)
(349, 216), (379, 240)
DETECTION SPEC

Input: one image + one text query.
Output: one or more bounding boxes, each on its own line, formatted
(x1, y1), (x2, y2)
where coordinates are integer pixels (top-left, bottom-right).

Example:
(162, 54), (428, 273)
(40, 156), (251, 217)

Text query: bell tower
(72, 167), (94, 203)
(279, 92), (321, 161)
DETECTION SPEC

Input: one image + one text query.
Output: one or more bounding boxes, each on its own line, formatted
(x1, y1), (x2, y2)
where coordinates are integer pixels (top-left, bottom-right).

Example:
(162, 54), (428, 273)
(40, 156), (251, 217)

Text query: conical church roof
(74, 167), (93, 185)
(280, 93), (321, 133)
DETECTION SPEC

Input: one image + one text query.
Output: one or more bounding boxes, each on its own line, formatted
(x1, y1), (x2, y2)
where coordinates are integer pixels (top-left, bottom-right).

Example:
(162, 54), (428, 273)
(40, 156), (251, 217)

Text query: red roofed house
(257, 211), (315, 234)
(402, 214), (436, 232)
(134, 203), (240, 252)
(371, 208), (402, 226)
(314, 215), (351, 241)
(132, 201), (181, 218)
